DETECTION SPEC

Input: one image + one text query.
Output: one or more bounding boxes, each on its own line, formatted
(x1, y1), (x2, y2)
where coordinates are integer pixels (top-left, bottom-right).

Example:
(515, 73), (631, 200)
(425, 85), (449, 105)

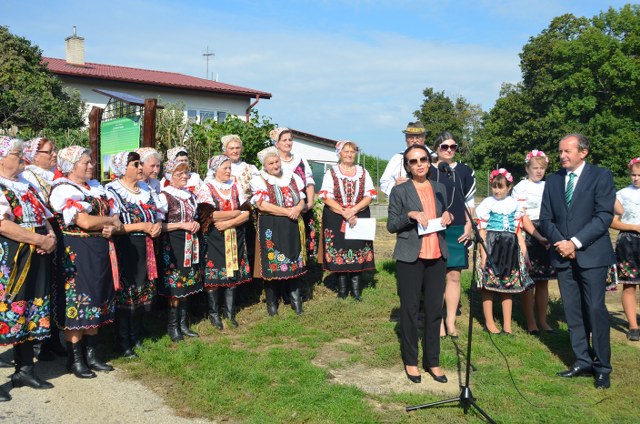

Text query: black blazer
(539, 163), (616, 269)
(387, 180), (450, 263)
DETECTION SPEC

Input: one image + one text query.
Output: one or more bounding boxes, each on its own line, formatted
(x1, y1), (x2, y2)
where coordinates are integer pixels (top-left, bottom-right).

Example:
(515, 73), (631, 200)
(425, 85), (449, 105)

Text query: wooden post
(143, 98), (157, 148)
(89, 106), (103, 180)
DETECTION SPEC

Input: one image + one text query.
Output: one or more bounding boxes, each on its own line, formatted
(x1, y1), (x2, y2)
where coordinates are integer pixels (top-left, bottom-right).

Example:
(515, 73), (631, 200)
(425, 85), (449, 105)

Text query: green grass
(116, 261), (640, 423)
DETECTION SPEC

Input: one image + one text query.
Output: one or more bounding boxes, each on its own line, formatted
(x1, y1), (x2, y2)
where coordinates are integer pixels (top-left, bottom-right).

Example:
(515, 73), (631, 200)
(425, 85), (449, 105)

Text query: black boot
(84, 335), (114, 372)
(351, 273), (363, 301)
(129, 309), (143, 350)
(206, 289), (223, 330)
(11, 342), (54, 389)
(116, 310), (137, 359)
(167, 305), (184, 342)
(178, 302), (199, 338)
(65, 341), (96, 379)
(0, 385), (10, 402)
(0, 351), (13, 368)
(289, 280), (304, 316)
(337, 273), (349, 299)
(224, 287), (239, 328)
(265, 282), (278, 316)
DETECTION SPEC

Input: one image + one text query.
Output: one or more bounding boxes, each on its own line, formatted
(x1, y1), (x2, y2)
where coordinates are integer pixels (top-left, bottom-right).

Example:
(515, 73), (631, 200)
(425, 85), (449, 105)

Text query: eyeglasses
(36, 150), (55, 155)
(439, 144), (458, 152)
(407, 156), (429, 166)
(8, 152), (24, 159)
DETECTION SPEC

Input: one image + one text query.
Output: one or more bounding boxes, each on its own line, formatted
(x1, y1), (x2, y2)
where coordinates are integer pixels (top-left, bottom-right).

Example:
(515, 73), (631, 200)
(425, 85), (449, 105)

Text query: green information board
(100, 117), (141, 181)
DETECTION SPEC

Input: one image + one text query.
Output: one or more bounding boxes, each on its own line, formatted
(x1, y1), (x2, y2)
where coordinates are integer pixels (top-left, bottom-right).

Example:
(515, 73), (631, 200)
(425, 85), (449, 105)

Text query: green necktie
(565, 172), (575, 207)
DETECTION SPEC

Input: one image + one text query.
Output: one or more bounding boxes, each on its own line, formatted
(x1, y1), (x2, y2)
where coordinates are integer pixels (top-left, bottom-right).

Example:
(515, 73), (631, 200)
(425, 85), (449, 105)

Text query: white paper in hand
(417, 217), (446, 235)
(344, 217), (377, 240)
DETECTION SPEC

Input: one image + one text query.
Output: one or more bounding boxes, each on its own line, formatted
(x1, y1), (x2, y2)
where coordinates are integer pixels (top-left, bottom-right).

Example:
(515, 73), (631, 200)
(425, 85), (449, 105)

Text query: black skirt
(0, 227), (52, 345)
(478, 231), (533, 293)
(158, 230), (203, 298)
(321, 206), (375, 273)
(114, 234), (156, 309)
(524, 220), (556, 281)
(203, 225), (251, 287)
(255, 214), (307, 281)
(616, 231), (640, 284)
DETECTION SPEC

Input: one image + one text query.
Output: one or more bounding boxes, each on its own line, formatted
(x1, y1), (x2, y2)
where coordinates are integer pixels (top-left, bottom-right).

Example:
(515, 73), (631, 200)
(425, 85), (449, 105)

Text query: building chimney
(65, 26), (85, 66)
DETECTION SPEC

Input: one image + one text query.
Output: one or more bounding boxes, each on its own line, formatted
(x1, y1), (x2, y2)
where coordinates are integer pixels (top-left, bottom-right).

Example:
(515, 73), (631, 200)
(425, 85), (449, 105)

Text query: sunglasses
(439, 144), (458, 151)
(407, 156), (429, 166)
(130, 161), (141, 167)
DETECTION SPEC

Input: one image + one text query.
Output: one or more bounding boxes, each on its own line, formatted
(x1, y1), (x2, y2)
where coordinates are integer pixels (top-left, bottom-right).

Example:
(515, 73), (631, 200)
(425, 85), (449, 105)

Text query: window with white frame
(187, 109), (228, 124)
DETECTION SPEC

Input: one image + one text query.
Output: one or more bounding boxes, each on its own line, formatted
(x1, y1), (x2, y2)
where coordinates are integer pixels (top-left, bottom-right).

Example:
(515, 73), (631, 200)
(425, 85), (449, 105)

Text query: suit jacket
(387, 179), (450, 263)
(539, 163), (615, 269)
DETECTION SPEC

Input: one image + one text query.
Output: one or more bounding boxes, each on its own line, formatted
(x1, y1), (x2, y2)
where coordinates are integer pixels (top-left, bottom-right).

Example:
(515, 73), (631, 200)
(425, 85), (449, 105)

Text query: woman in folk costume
(21, 137), (68, 360)
(160, 146), (203, 192)
(219, 134), (259, 200)
(105, 151), (161, 357)
(197, 155), (251, 329)
(250, 147), (307, 316)
(135, 147), (162, 195)
(319, 140), (376, 300)
(157, 158), (203, 342)
(49, 146), (123, 378)
(272, 127), (319, 260)
(0, 136), (57, 401)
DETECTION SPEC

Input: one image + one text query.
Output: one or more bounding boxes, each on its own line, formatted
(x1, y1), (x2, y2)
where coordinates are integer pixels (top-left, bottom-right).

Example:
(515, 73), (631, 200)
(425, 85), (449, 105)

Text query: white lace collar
(205, 178), (234, 191)
(260, 170), (294, 187)
(0, 174), (32, 193)
(24, 165), (55, 182)
(162, 184), (193, 200)
(332, 164), (363, 179)
(51, 177), (106, 196)
(106, 179), (152, 203)
(484, 196), (519, 214)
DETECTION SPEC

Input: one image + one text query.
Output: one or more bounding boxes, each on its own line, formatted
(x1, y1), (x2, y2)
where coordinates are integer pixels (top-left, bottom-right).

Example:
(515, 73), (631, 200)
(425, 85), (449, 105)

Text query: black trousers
(396, 257), (446, 368)
(557, 263), (611, 375)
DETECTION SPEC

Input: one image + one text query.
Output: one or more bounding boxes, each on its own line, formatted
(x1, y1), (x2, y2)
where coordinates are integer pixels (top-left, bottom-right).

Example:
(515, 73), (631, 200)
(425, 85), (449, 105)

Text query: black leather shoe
(594, 373), (610, 389)
(556, 366), (593, 378)
(404, 366), (421, 384)
(11, 367), (54, 389)
(0, 386), (10, 402)
(427, 368), (448, 384)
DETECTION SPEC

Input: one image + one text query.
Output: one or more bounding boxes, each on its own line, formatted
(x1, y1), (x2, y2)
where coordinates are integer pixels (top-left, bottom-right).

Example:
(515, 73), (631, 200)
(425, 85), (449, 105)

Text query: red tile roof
(42, 57), (271, 99)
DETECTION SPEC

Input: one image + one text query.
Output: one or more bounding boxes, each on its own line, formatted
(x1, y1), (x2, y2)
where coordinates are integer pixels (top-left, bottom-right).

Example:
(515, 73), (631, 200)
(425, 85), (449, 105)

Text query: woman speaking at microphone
(388, 145), (452, 384)
(430, 132), (476, 339)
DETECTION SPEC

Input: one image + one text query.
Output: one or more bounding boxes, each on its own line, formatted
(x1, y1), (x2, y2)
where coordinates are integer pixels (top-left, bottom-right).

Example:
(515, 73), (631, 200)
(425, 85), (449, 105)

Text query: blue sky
(2, 1), (631, 158)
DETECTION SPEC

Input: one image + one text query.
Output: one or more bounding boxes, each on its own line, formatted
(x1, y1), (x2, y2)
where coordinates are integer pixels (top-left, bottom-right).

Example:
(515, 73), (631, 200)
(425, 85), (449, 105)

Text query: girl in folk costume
(611, 157), (640, 341)
(0, 137), (57, 401)
(250, 147), (307, 316)
(272, 127), (319, 259)
(105, 152), (162, 357)
(512, 150), (556, 335)
(157, 159), (203, 342)
(135, 147), (162, 195)
(319, 140), (376, 300)
(159, 146), (203, 192)
(196, 155), (251, 329)
(49, 146), (123, 378)
(476, 168), (533, 335)
(22, 137), (68, 360)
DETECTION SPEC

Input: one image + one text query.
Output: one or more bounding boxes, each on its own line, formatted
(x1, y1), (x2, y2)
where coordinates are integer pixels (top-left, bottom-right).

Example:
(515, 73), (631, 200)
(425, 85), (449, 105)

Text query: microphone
(438, 162), (452, 176)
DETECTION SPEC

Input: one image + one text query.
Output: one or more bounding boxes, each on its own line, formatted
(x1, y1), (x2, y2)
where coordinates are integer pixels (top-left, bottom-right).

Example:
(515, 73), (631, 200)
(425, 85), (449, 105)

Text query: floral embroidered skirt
(158, 230), (203, 298)
(303, 209), (319, 260)
(0, 228), (51, 345)
(524, 220), (556, 281)
(477, 231), (533, 293)
(255, 214), (307, 281)
(203, 226), (251, 288)
(615, 231), (640, 285)
(53, 235), (115, 330)
(114, 234), (155, 310)
(321, 206), (375, 273)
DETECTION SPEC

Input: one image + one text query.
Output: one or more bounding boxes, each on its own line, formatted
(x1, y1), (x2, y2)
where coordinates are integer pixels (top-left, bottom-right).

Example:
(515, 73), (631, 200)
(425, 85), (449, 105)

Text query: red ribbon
(145, 236), (158, 280)
(108, 239), (122, 291)
(63, 199), (84, 211)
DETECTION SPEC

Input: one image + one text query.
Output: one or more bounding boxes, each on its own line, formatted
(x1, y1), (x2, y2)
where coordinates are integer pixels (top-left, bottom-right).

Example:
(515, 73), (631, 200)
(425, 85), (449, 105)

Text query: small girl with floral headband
(476, 168), (533, 335)
(512, 150), (556, 335)
(610, 157), (640, 341)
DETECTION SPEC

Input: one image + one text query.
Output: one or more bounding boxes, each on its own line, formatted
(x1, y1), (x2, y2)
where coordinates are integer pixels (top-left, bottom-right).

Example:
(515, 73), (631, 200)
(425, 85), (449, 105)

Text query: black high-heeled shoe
(426, 368), (448, 384)
(404, 366), (421, 384)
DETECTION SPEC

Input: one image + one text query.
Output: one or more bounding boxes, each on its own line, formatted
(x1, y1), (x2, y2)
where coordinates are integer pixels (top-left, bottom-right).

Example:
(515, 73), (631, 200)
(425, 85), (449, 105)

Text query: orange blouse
(415, 183), (442, 260)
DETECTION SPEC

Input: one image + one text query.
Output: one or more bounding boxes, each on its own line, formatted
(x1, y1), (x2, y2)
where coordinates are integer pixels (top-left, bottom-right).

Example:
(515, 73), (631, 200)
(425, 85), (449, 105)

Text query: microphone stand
(406, 195), (497, 423)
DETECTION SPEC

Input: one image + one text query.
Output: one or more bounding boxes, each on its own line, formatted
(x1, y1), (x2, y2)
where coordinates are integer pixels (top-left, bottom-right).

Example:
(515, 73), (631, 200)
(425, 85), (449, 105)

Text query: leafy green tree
(471, 5), (640, 187)
(0, 26), (84, 132)
(414, 87), (484, 158)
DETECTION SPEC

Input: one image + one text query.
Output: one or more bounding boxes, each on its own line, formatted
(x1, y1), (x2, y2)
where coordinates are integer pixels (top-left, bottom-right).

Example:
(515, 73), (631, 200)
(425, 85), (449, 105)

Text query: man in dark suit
(539, 133), (615, 390)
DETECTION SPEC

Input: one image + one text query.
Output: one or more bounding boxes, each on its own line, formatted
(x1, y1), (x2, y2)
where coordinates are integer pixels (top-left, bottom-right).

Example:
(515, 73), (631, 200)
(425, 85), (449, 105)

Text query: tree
(0, 26), (85, 132)
(414, 87), (484, 158)
(471, 5), (640, 187)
